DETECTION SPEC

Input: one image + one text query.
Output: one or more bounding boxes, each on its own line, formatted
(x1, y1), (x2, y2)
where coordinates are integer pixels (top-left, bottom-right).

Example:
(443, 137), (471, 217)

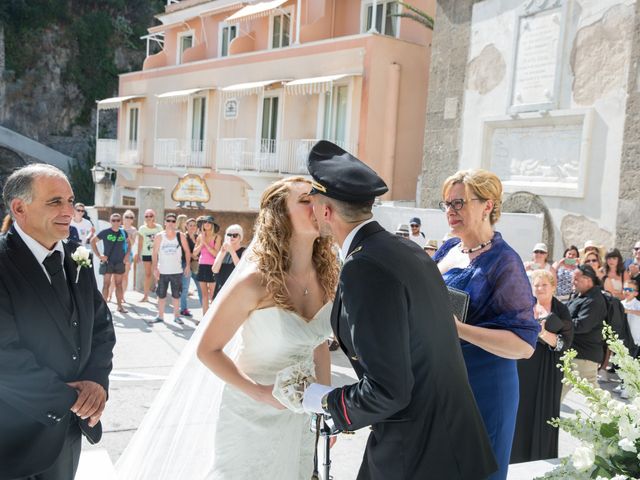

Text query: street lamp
(91, 162), (106, 184)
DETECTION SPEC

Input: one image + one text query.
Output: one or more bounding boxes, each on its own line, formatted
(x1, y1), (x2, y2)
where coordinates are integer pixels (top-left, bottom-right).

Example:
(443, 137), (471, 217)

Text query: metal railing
(96, 139), (144, 166)
(216, 138), (354, 174)
(154, 139), (213, 169)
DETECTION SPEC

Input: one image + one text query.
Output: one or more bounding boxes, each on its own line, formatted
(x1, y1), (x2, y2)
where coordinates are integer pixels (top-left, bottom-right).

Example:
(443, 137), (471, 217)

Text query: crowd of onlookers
(36, 204), (247, 326)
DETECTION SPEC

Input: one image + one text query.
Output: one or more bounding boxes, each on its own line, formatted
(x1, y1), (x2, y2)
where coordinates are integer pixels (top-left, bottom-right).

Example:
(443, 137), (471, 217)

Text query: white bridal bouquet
(272, 358), (316, 414)
(540, 325), (640, 480)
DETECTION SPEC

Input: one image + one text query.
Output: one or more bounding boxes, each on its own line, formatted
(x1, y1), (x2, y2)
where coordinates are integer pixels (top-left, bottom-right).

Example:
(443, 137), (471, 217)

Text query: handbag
(447, 286), (470, 323)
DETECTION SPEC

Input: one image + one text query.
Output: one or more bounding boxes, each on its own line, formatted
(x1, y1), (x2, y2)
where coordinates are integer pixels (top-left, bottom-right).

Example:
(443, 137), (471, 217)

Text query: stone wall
(615, 0), (640, 254)
(419, 0), (479, 208)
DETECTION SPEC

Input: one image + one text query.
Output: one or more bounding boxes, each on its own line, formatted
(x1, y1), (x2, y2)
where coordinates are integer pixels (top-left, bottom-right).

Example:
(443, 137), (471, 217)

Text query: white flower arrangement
(272, 358), (316, 414)
(70, 246), (92, 283)
(539, 324), (640, 480)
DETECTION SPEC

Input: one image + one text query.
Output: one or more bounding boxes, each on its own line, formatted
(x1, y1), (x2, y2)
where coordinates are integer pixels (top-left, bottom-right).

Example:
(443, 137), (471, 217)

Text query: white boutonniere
(71, 246), (92, 283)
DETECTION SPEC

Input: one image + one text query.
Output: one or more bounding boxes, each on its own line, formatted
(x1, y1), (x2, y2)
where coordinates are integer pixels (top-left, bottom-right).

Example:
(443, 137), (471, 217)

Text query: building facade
(96, 0), (434, 211)
(420, 0), (640, 257)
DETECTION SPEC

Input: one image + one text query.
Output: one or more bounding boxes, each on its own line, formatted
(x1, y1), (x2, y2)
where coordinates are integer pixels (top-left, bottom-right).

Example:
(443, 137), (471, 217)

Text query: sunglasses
(635, 248), (640, 251)
(75, 209), (85, 213)
(533, 250), (546, 254)
(111, 219), (121, 223)
(226, 233), (240, 238)
(396, 233), (409, 238)
(145, 215), (154, 218)
(623, 288), (637, 292)
(585, 259), (599, 264)
(165, 219), (176, 223)
(124, 216), (134, 219)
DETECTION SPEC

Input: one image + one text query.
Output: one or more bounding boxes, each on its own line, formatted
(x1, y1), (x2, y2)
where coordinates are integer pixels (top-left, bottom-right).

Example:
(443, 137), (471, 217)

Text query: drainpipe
(382, 63), (400, 198)
(295, 0), (302, 44)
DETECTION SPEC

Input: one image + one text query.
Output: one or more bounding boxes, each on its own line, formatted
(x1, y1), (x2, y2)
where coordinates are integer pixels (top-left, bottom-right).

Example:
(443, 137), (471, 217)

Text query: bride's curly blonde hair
(251, 177), (339, 311)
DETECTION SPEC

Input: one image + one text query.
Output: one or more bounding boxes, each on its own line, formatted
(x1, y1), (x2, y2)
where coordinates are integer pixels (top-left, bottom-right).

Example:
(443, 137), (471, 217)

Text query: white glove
(302, 383), (335, 413)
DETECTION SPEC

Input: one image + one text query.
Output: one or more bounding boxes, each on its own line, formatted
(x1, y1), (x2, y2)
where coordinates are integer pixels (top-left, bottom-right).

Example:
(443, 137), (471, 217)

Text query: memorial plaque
(511, 7), (562, 111)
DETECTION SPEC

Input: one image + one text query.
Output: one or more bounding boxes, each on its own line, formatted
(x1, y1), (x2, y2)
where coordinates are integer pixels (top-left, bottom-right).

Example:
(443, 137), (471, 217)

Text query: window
(190, 96), (206, 152)
(363, 1), (399, 37)
(220, 24), (237, 57)
(323, 85), (349, 144)
(127, 106), (139, 150)
(271, 11), (291, 49)
(122, 196), (136, 207)
(261, 96), (279, 153)
(177, 31), (194, 64)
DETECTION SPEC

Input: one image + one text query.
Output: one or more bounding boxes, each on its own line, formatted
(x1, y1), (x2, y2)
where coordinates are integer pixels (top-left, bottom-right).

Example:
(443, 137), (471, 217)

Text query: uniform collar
(13, 221), (65, 265)
(339, 218), (376, 262)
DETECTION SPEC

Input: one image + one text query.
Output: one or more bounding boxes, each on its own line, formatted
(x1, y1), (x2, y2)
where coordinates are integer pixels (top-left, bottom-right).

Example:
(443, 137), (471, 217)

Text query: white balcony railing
(154, 139), (213, 169)
(216, 138), (354, 175)
(96, 139), (119, 166)
(96, 139), (143, 167)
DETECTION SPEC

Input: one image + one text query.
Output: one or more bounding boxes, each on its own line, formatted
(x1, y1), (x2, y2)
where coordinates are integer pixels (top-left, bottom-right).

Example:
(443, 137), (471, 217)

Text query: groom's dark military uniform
(308, 141), (497, 480)
(0, 228), (115, 479)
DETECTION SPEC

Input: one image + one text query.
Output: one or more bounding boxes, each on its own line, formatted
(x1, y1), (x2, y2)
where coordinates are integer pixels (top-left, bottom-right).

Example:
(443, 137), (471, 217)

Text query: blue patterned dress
(434, 232), (539, 480)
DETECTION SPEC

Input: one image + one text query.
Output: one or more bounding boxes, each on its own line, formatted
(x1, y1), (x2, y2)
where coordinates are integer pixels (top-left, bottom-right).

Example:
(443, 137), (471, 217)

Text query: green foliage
(67, 141), (95, 205)
(392, 1), (435, 30)
(1, 0), (165, 125)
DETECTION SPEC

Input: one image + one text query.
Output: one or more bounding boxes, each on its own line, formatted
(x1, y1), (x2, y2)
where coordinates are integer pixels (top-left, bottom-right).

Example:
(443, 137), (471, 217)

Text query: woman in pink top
(193, 215), (221, 314)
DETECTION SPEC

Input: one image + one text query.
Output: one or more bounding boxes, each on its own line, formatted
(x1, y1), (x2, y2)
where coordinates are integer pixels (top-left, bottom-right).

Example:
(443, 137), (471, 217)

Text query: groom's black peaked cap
(307, 140), (388, 202)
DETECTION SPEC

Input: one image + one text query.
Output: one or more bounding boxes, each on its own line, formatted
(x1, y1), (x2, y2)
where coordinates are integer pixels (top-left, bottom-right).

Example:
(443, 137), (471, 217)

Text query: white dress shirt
(13, 222), (65, 283)
(339, 218), (376, 262)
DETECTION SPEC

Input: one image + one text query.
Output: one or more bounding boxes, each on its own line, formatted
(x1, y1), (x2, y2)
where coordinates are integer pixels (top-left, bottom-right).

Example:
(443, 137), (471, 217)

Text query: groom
(303, 141), (497, 479)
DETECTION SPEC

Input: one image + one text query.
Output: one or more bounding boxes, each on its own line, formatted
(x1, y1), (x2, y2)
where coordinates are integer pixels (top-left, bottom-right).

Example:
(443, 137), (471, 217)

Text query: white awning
(156, 88), (213, 103)
(220, 79), (288, 98)
(285, 74), (358, 95)
(226, 0), (288, 23)
(97, 95), (145, 110)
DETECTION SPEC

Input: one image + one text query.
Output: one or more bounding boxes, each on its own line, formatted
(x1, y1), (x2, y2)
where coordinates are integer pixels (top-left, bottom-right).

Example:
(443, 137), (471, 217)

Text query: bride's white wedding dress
(209, 302), (332, 479)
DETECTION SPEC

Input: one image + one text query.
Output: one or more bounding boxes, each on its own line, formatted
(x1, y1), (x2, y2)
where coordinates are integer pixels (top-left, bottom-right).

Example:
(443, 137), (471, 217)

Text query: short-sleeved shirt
(97, 228), (128, 265)
(622, 297), (640, 346)
(71, 217), (93, 244)
(138, 224), (162, 256)
(409, 233), (427, 248)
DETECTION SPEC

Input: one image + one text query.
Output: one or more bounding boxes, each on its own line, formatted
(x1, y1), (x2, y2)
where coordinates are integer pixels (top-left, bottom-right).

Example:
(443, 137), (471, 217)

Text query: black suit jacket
(326, 222), (497, 480)
(0, 227), (116, 479)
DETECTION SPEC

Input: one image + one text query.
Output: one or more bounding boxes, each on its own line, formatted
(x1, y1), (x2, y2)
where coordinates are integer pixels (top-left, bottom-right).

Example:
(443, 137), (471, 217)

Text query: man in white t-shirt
(408, 217), (427, 248)
(622, 279), (640, 358)
(70, 202), (94, 245)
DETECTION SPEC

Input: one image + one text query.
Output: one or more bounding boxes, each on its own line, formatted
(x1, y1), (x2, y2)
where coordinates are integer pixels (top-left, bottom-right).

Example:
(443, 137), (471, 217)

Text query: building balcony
(216, 138), (354, 175)
(154, 138), (214, 170)
(96, 139), (143, 168)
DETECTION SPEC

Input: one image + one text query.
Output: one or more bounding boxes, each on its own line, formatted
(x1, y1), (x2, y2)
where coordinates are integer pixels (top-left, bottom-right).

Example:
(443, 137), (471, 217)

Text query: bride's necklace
(459, 238), (493, 254)
(288, 270), (312, 296)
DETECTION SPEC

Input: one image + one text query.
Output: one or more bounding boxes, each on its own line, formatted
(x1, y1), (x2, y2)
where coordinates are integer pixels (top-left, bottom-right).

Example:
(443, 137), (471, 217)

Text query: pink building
(96, 0), (434, 210)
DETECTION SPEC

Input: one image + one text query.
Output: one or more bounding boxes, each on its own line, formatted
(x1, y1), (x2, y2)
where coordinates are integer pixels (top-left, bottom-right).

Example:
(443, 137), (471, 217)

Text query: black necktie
(42, 251), (72, 313)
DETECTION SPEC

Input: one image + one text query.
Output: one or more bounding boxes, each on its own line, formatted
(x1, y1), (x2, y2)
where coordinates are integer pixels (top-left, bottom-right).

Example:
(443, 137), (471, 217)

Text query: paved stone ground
(82, 288), (626, 478)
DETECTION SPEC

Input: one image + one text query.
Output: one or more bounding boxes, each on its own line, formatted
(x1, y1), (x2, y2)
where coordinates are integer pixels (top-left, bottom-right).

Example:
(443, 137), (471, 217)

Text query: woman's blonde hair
(176, 214), (188, 232)
(582, 251), (602, 267)
(531, 269), (556, 289)
(251, 177), (339, 311)
(441, 169), (503, 225)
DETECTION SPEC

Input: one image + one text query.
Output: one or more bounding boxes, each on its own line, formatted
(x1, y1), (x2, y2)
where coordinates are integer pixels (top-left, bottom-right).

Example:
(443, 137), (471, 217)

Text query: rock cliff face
(0, 1), (163, 161)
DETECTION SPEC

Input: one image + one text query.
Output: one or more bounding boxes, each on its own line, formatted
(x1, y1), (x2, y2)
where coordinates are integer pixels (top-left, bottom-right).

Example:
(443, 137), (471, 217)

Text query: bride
(116, 177), (339, 479)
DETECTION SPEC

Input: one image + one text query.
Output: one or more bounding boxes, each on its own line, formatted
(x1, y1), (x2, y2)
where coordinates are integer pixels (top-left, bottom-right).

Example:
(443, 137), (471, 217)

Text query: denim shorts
(156, 273), (182, 299)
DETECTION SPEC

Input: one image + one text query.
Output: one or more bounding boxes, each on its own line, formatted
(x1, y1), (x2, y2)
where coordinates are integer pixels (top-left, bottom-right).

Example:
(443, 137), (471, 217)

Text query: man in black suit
(302, 141), (496, 479)
(0, 164), (116, 480)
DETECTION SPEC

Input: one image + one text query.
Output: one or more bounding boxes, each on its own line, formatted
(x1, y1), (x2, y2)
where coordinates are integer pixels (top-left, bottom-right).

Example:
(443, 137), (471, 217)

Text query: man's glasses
(226, 233), (240, 238)
(76, 209), (85, 213)
(438, 198), (482, 212)
(165, 219), (176, 223)
(111, 219), (121, 223)
(623, 288), (637, 293)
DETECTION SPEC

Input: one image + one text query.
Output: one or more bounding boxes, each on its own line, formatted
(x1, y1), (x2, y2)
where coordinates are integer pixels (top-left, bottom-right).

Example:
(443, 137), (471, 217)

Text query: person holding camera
(552, 245), (580, 301)
(211, 224), (245, 301)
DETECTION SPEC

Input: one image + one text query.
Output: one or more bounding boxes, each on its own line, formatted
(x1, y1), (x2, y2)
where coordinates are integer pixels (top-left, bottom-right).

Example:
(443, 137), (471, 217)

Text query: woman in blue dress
(434, 169), (540, 480)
